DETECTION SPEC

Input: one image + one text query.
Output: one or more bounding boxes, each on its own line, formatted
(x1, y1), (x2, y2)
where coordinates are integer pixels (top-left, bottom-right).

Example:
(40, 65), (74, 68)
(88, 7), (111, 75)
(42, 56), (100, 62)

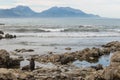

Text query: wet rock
(0, 23), (5, 25)
(102, 41), (120, 47)
(0, 31), (17, 40)
(48, 51), (53, 55)
(0, 49), (21, 68)
(33, 47), (107, 64)
(0, 49), (10, 68)
(60, 56), (75, 65)
(9, 58), (22, 68)
(65, 47), (72, 50)
(15, 48), (34, 53)
(32, 41), (120, 67)
(22, 65), (30, 71)
(91, 64), (103, 70)
(5, 33), (16, 39)
(0, 30), (4, 34)
(102, 41), (120, 51)
(79, 48), (104, 62)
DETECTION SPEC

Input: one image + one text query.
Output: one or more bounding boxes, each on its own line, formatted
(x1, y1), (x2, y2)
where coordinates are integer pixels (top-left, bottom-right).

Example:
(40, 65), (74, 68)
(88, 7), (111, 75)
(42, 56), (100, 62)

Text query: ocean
(0, 18), (120, 67)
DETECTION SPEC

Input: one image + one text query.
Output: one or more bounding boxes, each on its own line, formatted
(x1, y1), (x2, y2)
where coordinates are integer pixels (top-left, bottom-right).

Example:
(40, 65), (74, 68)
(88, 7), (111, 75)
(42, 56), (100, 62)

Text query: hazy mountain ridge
(0, 5), (100, 18)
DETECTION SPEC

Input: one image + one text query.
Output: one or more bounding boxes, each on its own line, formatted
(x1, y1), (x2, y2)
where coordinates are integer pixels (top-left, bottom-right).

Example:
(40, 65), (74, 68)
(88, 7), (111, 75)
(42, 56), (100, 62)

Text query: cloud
(0, 0), (120, 18)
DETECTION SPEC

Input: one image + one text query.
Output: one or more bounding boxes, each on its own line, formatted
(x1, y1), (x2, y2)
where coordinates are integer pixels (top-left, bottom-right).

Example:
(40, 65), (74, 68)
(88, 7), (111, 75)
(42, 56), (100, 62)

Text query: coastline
(0, 39), (120, 80)
(0, 18), (120, 79)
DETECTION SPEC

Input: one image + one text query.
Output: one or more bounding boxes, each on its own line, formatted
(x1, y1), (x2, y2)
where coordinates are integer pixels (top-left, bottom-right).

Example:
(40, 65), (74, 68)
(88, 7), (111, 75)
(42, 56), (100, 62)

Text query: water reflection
(73, 53), (113, 67)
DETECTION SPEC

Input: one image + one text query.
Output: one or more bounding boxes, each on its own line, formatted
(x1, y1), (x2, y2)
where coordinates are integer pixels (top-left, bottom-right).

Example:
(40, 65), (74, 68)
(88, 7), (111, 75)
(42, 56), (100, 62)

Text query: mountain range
(0, 5), (100, 18)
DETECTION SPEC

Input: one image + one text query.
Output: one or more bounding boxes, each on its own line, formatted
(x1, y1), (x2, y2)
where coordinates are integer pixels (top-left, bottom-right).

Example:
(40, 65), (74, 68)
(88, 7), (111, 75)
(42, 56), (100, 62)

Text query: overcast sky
(0, 0), (120, 18)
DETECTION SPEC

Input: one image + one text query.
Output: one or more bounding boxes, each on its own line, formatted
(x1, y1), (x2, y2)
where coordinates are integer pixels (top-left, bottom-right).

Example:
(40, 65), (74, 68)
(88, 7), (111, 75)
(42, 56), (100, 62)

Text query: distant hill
(0, 5), (100, 18)
(0, 6), (36, 17)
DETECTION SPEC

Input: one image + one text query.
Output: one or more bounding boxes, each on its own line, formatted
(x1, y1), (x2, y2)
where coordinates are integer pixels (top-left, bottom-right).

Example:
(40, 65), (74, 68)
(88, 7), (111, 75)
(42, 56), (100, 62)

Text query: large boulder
(0, 49), (21, 68)
(102, 66), (120, 80)
(0, 49), (10, 67)
(0, 68), (17, 80)
(0, 68), (34, 80)
(110, 51), (120, 66)
(60, 55), (75, 65)
(111, 51), (120, 62)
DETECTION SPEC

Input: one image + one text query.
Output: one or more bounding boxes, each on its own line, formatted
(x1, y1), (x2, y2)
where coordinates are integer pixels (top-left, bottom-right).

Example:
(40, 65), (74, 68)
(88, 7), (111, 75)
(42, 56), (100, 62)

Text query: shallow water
(73, 53), (113, 68)
(20, 58), (56, 69)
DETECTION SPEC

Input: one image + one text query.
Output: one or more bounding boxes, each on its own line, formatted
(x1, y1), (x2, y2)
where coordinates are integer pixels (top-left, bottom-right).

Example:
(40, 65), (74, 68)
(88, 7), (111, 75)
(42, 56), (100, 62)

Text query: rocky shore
(0, 41), (120, 80)
(0, 30), (16, 40)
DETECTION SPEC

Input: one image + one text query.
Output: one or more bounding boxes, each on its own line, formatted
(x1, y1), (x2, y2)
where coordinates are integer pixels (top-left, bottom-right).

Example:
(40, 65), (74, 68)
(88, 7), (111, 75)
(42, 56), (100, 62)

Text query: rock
(0, 30), (4, 34)
(32, 41), (120, 65)
(22, 65), (30, 71)
(48, 51), (53, 55)
(27, 49), (34, 52)
(0, 35), (2, 39)
(0, 68), (35, 80)
(103, 66), (120, 80)
(111, 51), (120, 62)
(0, 49), (21, 68)
(91, 64), (103, 70)
(5, 33), (16, 39)
(102, 48), (111, 54)
(0, 23), (5, 25)
(102, 41), (120, 51)
(15, 48), (34, 53)
(0, 68), (17, 80)
(0, 49), (10, 68)
(110, 51), (120, 66)
(9, 58), (22, 68)
(60, 56), (75, 65)
(65, 47), (72, 50)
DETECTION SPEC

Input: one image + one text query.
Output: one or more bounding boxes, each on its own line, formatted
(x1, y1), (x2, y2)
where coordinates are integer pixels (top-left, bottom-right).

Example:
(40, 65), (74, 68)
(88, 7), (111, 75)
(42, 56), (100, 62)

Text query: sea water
(0, 18), (120, 67)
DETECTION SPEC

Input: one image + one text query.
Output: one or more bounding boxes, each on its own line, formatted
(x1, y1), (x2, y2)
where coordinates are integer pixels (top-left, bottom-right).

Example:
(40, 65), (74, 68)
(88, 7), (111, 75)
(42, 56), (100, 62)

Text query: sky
(0, 0), (120, 18)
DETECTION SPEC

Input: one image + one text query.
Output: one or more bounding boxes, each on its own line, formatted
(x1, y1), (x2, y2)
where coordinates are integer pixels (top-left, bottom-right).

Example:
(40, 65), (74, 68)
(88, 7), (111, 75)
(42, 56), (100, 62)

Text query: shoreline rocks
(32, 47), (110, 64)
(5, 33), (16, 39)
(0, 30), (16, 40)
(31, 41), (120, 65)
(0, 41), (120, 80)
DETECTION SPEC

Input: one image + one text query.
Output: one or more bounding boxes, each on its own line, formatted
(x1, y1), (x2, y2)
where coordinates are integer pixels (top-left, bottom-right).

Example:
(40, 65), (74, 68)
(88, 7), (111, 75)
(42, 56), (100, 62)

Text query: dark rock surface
(0, 31), (16, 40)
(15, 49), (34, 53)
(0, 49), (21, 68)
(5, 33), (16, 39)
